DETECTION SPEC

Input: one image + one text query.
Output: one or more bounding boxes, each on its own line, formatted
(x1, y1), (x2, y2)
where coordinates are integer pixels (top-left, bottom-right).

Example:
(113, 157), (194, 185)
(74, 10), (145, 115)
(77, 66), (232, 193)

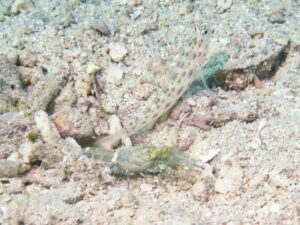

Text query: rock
(108, 114), (123, 136)
(3, 182), (84, 224)
(52, 108), (94, 141)
(64, 137), (82, 155)
(183, 115), (211, 130)
(18, 142), (34, 164)
(100, 114), (124, 148)
(6, 178), (24, 194)
(18, 50), (37, 67)
(10, 0), (33, 14)
(214, 159), (243, 194)
(109, 187), (138, 208)
(178, 126), (199, 150)
(106, 65), (124, 85)
(7, 152), (22, 162)
(0, 55), (25, 113)
(101, 97), (118, 114)
(127, 0), (142, 6)
(268, 11), (286, 24)
(140, 183), (154, 192)
(0, 1), (11, 21)
(19, 66), (43, 85)
(54, 83), (77, 109)
(86, 64), (101, 74)
(136, 83), (152, 100)
(170, 102), (191, 120)
(217, 0), (233, 11)
(90, 19), (111, 35)
(0, 160), (29, 178)
(269, 172), (291, 189)
(34, 110), (61, 143)
(33, 143), (65, 167)
(219, 38), (290, 89)
(109, 43), (128, 62)
(26, 61), (69, 111)
(247, 27), (265, 38)
(191, 163), (215, 202)
(94, 118), (109, 135)
(179, 4), (193, 15)
(24, 167), (67, 188)
(273, 37), (289, 46)
(191, 177), (214, 202)
(0, 112), (32, 159)
(5, 48), (18, 64)
(74, 72), (93, 96)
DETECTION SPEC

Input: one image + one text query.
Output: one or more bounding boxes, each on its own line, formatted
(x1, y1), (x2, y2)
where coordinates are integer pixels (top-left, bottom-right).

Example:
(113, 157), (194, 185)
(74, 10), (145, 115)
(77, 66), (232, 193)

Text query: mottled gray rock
(26, 60), (69, 112)
(0, 160), (29, 178)
(90, 19), (111, 35)
(0, 112), (33, 159)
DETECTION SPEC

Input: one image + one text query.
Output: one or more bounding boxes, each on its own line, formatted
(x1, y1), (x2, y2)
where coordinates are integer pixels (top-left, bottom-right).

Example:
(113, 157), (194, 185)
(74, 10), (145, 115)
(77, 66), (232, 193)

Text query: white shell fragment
(34, 110), (60, 143)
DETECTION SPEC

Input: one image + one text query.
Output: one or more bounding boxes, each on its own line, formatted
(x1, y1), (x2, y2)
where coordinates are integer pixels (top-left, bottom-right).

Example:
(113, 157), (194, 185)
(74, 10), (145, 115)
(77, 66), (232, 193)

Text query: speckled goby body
(98, 28), (211, 148)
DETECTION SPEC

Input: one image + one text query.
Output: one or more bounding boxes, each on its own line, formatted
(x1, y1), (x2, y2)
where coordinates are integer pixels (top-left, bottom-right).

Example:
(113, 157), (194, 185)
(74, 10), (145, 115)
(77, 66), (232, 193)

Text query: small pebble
(0, 160), (29, 178)
(34, 110), (60, 143)
(90, 19), (111, 35)
(11, 0), (25, 14)
(273, 37), (289, 46)
(7, 152), (22, 162)
(108, 115), (122, 135)
(106, 65), (124, 85)
(186, 97), (196, 106)
(94, 119), (109, 135)
(6, 179), (24, 194)
(269, 172), (290, 189)
(107, 114), (123, 147)
(179, 4), (193, 15)
(19, 66), (43, 85)
(247, 27), (265, 38)
(18, 142), (34, 164)
(127, 0), (142, 6)
(18, 50), (37, 67)
(74, 72), (92, 95)
(268, 11), (286, 24)
(6, 48), (18, 64)
(109, 43), (128, 62)
(217, 0), (233, 11)
(87, 64), (101, 74)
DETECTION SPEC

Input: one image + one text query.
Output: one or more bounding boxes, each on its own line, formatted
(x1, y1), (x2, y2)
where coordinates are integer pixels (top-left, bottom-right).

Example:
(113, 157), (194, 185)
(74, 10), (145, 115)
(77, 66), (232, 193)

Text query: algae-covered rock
(220, 39), (291, 90)
(0, 55), (25, 113)
(191, 37), (290, 91)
